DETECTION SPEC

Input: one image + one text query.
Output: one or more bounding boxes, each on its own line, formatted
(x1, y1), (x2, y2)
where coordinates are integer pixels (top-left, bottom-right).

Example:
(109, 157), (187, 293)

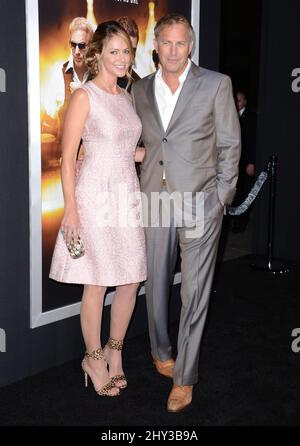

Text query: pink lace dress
(49, 81), (146, 286)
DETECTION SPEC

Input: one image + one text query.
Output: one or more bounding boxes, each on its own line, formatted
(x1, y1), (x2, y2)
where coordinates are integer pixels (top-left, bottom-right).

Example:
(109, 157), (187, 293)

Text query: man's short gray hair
(154, 13), (194, 42)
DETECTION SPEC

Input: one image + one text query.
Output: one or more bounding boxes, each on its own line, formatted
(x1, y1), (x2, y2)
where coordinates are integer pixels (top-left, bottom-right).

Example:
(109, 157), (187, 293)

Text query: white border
(191, 0), (200, 65)
(27, 0), (200, 328)
(26, 0), (43, 328)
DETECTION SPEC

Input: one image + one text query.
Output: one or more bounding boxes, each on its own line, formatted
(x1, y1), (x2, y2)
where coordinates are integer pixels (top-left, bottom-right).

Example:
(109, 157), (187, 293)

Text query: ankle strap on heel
(85, 347), (104, 360)
(107, 338), (124, 351)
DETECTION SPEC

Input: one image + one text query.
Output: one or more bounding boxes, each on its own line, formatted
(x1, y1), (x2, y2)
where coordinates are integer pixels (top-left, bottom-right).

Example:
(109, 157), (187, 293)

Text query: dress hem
(49, 275), (147, 287)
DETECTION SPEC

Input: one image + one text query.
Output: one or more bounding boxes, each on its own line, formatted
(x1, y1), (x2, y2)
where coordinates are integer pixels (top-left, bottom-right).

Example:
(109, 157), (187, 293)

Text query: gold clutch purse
(67, 236), (85, 259)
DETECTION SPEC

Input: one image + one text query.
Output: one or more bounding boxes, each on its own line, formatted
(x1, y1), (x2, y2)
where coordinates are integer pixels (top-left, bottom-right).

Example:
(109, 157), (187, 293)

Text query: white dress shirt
(239, 107), (246, 117)
(155, 59), (192, 180)
(155, 58), (192, 131)
(65, 58), (90, 93)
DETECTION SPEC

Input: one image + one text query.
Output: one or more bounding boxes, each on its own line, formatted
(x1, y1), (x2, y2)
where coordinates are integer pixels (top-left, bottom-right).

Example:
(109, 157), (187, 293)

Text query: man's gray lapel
(166, 62), (200, 135)
(144, 62), (201, 136)
(145, 74), (165, 134)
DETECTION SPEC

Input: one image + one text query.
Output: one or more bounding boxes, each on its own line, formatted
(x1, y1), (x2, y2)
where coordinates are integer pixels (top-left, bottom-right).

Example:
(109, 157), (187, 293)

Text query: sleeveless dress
(49, 81), (147, 286)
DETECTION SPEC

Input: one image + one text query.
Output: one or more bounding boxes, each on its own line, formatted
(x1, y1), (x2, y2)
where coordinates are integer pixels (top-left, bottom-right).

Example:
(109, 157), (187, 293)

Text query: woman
(49, 21), (146, 397)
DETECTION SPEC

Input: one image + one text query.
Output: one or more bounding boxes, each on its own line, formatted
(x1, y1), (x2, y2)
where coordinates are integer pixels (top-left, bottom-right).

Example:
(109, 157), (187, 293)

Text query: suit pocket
(204, 187), (224, 219)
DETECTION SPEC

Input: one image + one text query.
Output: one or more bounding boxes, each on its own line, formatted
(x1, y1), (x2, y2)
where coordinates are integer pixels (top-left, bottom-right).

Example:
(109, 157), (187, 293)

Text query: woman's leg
(80, 284), (119, 395)
(106, 283), (139, 385)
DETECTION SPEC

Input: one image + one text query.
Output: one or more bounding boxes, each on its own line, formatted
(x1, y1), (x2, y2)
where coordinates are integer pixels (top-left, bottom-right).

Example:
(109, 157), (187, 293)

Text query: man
(62, 17), (93, 103)
(59, 17), (93, 143)
(233, 90), (257, 232)
(235, 91), (256, 177)
(152, 49), (160, 70)
(131, 14), (240, 412)
(117, 16), (140, 91)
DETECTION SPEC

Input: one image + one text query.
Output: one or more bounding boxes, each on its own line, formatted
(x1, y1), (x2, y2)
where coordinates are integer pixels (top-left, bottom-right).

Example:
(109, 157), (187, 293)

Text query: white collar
(65, 57), (74, 73)
(65, 57), (89, 79)
(156, 58), (192, 85)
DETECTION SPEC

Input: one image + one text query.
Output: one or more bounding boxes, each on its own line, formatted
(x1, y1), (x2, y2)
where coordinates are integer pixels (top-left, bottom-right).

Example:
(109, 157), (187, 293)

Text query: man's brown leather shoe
(167, 384), (193, 413)
(152, 354), (175, 378)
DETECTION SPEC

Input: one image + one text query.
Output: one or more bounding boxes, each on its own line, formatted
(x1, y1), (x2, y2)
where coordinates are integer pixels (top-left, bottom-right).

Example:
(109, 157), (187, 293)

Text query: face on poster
(26, 0), (194, 327)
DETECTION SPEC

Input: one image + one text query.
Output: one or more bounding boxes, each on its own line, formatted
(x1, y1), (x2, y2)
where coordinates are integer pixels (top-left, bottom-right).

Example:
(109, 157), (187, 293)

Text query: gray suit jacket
(132, 62), (241, 219)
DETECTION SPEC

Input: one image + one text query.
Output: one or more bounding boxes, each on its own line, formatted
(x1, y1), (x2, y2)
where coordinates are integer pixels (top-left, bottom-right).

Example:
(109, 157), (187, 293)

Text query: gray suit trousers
(145, 206), (223, 386)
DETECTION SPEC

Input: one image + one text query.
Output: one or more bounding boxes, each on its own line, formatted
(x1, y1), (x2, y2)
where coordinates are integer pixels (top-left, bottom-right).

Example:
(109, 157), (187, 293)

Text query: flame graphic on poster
(86, 0), (97, 30)
(136, 1), (157, 77)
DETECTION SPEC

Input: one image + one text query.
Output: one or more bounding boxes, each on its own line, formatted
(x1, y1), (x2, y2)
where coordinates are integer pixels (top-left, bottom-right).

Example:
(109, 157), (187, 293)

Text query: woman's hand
(134, 146), (145, 163)
(60, 207), (81, 245)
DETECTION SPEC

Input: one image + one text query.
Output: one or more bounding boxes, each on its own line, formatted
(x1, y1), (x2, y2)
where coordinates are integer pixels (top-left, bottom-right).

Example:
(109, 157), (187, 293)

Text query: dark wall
(253, 0), (300, 261)
(199, 0), (221, 70)
(220, 0), (262, 109)
(0, 0), (31, 385)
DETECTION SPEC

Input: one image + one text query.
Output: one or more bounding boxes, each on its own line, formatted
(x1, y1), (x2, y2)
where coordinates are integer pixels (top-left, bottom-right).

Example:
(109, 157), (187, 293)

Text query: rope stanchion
(224, 154), (290, 274)
(251, 155), (290, 274)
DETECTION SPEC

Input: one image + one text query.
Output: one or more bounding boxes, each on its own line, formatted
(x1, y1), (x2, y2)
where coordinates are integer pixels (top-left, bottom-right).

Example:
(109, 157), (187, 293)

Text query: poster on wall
(26, 0), (198, 328)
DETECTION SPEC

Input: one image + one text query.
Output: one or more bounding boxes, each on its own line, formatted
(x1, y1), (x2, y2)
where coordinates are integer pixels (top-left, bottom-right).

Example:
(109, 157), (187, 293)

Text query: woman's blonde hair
(85, 21), (134, 85)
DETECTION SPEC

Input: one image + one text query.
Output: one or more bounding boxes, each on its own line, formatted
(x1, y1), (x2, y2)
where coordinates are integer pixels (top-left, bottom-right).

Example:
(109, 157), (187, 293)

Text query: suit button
(159, 160), (164, 165)
(162, 138), (168, 143)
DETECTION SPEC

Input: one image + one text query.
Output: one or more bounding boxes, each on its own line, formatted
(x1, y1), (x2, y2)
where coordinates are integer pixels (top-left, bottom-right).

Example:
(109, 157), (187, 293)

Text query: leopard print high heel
(104, 338), (127, 390)
(81, 347), (120, 396)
